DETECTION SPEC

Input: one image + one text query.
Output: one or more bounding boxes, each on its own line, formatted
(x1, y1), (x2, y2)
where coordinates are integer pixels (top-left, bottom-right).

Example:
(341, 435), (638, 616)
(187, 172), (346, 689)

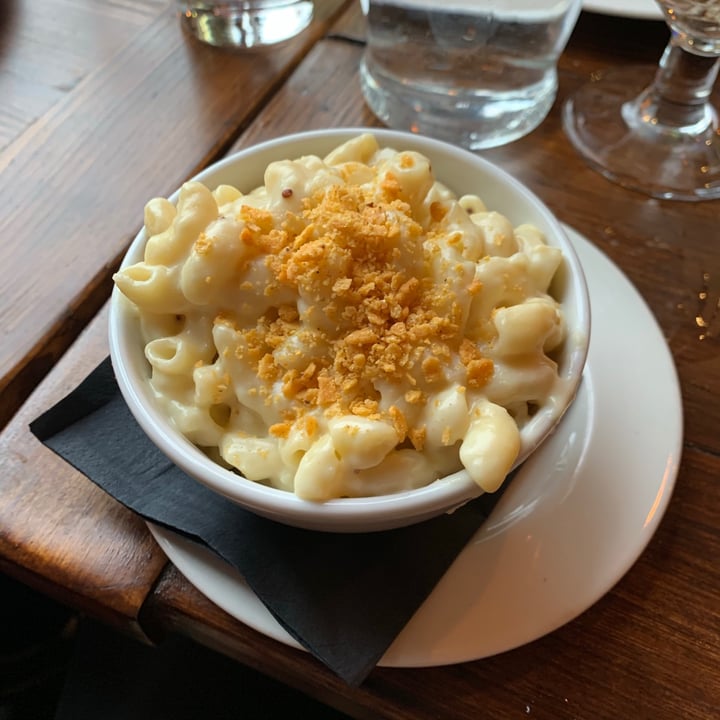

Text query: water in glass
(359, 0), (581, 149)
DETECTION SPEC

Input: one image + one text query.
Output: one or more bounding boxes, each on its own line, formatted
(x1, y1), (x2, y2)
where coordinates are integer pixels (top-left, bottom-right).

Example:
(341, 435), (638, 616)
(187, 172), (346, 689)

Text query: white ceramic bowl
(109, 128), (590, 533)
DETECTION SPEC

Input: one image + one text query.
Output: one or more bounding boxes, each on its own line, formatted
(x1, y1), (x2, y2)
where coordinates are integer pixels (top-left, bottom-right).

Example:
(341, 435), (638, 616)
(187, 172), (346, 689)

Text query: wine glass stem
(626, 36), (720, 134)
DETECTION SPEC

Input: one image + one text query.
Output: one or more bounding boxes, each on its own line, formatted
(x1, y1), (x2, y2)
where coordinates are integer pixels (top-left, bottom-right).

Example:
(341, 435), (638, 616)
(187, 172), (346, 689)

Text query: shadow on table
(0, 574), (350, 720)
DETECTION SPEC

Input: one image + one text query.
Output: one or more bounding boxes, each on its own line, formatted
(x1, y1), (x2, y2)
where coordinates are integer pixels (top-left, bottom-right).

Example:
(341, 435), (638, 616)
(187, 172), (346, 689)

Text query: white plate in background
(583, 0), (664, 20)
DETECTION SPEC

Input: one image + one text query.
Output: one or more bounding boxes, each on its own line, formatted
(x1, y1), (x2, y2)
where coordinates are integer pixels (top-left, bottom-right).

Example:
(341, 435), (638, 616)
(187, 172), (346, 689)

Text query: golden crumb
(239, 205), (275, 234)
(408, 425), (426, 451)
(269, 422), (291, 438)
(221, 177), (492, 431)
(468, 279), (482, 296)
(194, 232), (212, 255)
(466, 358), (494, 388)
(332, 277), (353, 294)
(278, 304), (299, 322)
(421, 356), (444, 384)
(388, 405), (408, 441)
(257, 353), (278, 381)
(349, 398), (380, 418)
(317, 374), (339, 405)
(430, 202), (447, 222)
(302, 414), (319, 437)
(404, 389), (425, 404)
(345, 327), (378, 346)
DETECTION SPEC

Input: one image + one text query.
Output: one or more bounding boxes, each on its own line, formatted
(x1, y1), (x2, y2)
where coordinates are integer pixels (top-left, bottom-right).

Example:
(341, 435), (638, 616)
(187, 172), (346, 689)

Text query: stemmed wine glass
(563, 1), (720, 201)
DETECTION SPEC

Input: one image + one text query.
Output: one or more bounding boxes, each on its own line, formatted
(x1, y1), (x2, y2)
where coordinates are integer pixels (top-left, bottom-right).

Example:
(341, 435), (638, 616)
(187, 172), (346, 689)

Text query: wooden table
(1, 2), (719, 717)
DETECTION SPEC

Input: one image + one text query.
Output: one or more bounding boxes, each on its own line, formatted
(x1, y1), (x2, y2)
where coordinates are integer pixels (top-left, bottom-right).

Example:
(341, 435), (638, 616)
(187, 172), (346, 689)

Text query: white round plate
(148, 226), (683, 667)
(583, 0), (663, 20)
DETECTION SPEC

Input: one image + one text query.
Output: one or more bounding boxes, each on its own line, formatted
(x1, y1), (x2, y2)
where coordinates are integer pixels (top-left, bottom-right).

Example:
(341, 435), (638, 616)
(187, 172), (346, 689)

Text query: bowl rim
(108, 127), (591, 531)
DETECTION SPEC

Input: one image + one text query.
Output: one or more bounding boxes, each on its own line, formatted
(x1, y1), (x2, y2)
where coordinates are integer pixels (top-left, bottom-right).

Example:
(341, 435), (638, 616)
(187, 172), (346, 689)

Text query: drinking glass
(177, 1), (313, 49)
(563, 1), (720, 201)
(359, 0), (582, 150)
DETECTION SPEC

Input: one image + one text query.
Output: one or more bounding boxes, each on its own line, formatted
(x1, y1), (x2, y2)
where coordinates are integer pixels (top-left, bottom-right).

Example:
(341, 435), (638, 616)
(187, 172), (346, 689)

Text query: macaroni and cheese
(113, 134), (566, 501)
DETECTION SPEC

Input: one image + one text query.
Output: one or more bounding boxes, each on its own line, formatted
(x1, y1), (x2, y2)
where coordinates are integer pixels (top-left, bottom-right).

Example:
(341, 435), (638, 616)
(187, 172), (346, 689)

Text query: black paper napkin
(30, 358), (511, 686)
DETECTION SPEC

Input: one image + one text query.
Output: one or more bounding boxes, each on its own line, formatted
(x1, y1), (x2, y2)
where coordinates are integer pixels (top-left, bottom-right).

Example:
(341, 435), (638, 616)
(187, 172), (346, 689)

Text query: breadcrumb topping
(223, 174), (493, 443)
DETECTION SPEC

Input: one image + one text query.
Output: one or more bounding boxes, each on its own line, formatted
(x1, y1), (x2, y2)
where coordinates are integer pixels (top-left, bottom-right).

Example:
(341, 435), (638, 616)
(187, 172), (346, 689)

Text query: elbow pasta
(113, 134), (567, 500)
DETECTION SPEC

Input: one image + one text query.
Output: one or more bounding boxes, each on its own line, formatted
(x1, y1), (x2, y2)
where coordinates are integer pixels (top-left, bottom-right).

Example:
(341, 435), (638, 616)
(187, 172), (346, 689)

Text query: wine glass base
(563, 66), (720, 202)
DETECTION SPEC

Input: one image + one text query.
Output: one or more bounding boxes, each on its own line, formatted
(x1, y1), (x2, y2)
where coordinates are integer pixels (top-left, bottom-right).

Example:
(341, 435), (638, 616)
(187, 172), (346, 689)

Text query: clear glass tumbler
(178, 0), (314, 49)
(359, 0), (582, 150)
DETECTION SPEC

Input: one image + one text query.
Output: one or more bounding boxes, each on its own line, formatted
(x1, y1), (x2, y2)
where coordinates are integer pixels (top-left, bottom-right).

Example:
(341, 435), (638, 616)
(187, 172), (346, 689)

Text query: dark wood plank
(0, 0), (167, 152)
(0, 305), (167, 640)
(140, 566), (373, 718)
(0, 0), (352, 432)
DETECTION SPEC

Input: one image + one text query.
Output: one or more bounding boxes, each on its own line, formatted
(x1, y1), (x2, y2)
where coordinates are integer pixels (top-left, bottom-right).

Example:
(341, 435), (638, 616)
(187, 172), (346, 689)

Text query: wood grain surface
(0, 305), (166, 641)
(0, 0), (168, 153)
(0, 2), (718, 719)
